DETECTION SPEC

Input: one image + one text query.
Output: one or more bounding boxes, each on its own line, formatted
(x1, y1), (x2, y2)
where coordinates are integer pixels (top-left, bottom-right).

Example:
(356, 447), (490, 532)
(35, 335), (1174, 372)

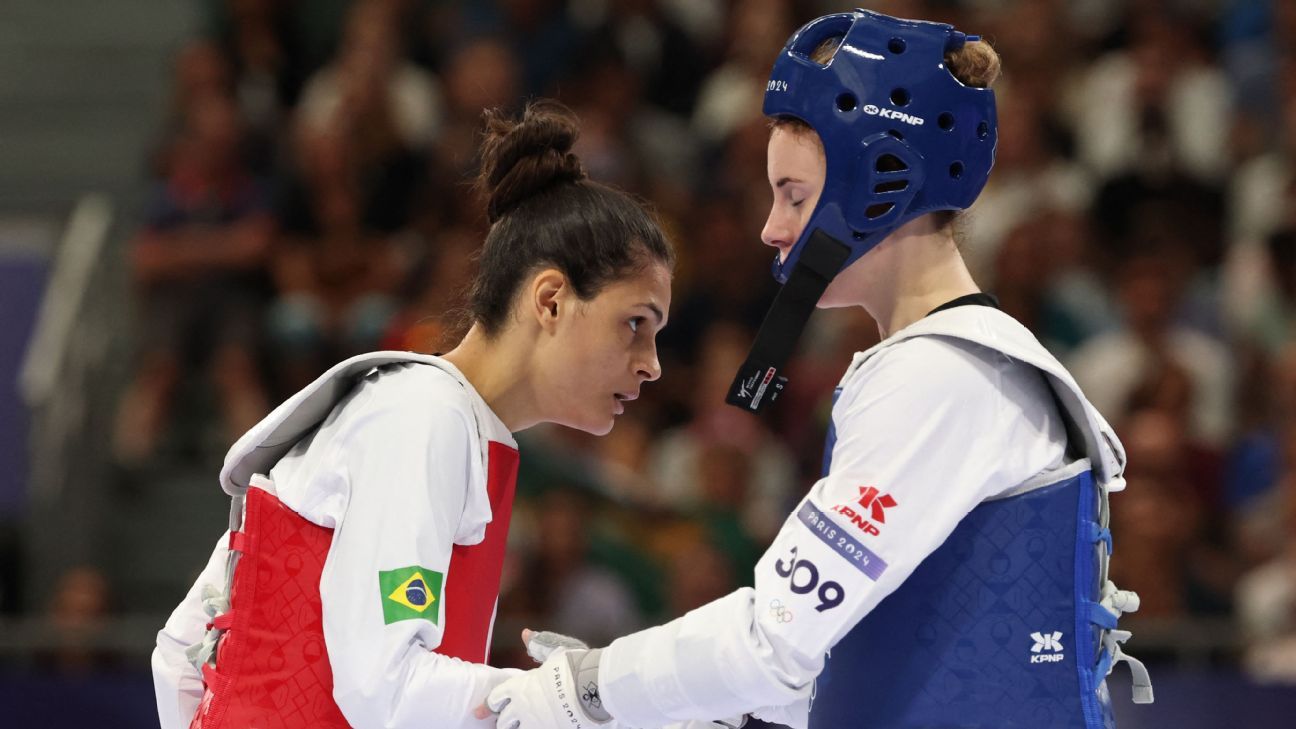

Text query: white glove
(487, 648), (614, 729)
(525, 629), (590, 664)
(482, 630), (747, 729)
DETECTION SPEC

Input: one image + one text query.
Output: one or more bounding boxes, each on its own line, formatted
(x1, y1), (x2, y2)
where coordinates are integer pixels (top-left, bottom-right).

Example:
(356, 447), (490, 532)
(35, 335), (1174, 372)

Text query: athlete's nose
(761, 206), (795, 262)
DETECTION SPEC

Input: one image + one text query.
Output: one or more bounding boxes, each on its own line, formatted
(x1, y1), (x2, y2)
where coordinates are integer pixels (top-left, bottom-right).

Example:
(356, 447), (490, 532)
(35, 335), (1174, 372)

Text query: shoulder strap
(218, 351), (446, 496)
(847, 308), (1127, 488)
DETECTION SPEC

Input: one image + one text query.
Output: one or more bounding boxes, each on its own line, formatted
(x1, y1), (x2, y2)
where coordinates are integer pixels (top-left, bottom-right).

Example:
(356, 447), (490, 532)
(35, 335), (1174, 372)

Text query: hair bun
(478, 100), (587, 223)
(945, 39), (1001, 89)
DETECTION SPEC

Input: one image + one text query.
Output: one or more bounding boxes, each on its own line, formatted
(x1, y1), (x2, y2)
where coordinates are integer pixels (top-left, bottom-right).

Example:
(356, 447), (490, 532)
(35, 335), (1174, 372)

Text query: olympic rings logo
(769, 599), (794, 623)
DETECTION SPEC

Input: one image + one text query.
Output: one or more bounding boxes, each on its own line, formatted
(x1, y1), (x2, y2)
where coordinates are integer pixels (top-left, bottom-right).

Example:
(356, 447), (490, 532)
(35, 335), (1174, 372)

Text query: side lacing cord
(1092, 580), (1153, 704)
(185, 493), (245, 676)
(1089, 482), (1154, 705)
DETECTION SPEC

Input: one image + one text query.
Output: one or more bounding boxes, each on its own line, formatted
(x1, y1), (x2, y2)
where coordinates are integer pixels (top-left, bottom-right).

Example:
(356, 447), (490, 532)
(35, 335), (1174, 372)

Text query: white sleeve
(152, 530), (230, 729)
(600, 338), (1065, 726)
(321, 396), (520, 729)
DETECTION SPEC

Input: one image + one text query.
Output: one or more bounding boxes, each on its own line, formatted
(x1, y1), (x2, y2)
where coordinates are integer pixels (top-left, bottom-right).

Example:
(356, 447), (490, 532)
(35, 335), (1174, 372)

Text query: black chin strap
(726, 230), (851, 414)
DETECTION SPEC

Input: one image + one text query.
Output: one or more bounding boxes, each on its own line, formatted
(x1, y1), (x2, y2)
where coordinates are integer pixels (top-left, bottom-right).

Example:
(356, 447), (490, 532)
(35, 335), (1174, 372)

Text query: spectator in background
(1064, 8), (1229, 184)
(381, 224), (480, 353)
(564, 46), (650, 194)
(991, 212), (1115, 355)
(1232, 342), (1296, 562)
(1224, 175), (1296, 354)
(1237, 425), (1296, 683)
(962, 93), (1091, 286)
(983, 0), (1080, 113)
(663, 534), (736, 617)
(432, 36), (521, 178)
(562, 38), (699, 213)
(296, 0), (443, 155)
(1109, 408), (1203, 618)
(43, 566), (112, 673)
(114, 91), (273, 463)
(152, 40), (235, 177)
(1227, 7), (1296, 243)
(265, 121), (407, 393)
(1068, 250), (1235, 447)
(577, 0), (707, 118)
(452, 0), (581, 98)
(211, 0), (307, 172)
(502, 489), (642, 648)
(649, 320), (795, 543)
(1230, 64), (1296, 246)
(691, 0), (794, 145)
(658, 197), (776, 370)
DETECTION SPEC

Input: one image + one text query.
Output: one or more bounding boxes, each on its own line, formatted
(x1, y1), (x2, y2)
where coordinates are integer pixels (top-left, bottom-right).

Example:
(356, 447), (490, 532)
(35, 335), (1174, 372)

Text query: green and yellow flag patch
(378, 566), (443, 625)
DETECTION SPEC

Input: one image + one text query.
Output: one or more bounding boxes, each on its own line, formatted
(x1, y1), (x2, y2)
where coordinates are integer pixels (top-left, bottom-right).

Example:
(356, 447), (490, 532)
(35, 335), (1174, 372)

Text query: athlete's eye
(791, 199), (806, 208)
(629, 317), (645, 334)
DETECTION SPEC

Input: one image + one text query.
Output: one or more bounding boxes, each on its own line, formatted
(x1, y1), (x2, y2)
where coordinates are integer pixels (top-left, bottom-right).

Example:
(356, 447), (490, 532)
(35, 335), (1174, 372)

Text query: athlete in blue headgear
(483, 10), (1152, 729)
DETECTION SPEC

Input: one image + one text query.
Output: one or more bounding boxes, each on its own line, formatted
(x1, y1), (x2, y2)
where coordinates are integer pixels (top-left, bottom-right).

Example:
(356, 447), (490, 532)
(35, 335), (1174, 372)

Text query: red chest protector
(190, 441), (520, 728)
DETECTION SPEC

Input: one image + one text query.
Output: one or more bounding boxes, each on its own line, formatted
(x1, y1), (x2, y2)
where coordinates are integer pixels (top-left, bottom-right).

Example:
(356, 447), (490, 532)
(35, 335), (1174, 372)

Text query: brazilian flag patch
(378, 566), (443, 625)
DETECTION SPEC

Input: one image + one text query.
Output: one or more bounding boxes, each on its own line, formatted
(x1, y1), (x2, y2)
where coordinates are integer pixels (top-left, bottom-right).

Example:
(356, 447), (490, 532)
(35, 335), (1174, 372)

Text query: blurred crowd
(51, 0), (1296, 681)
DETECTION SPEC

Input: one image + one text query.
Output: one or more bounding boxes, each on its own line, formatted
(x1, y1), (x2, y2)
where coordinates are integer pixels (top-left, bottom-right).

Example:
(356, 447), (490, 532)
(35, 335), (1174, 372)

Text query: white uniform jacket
(152, 353), (522, 729)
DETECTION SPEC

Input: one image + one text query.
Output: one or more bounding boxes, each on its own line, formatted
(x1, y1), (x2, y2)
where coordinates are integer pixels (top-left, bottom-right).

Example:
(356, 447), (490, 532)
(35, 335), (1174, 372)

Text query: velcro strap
(1089, 523), (1113, 553)
(228, 531), (249, 553)
(1094, 646), (1114, 680)
(1087, 601), (1119, 630)
(212, 611), (235, 631)
(201, 662), (230, 694)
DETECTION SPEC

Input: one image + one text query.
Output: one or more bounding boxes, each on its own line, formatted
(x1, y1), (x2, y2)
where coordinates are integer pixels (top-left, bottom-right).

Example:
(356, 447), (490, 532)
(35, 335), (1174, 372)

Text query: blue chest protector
(808, 388), (1142, 729)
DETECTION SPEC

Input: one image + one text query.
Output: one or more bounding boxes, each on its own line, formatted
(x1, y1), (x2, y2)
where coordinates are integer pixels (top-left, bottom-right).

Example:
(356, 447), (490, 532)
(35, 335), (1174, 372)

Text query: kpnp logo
(1030, 631), (1064, 663)
(861, 104), (924, 126)
(831, 485), (897, 537)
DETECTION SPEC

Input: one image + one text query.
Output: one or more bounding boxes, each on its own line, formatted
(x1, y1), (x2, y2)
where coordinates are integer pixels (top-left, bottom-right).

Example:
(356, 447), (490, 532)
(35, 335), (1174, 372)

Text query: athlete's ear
(530, 268), (567, 333)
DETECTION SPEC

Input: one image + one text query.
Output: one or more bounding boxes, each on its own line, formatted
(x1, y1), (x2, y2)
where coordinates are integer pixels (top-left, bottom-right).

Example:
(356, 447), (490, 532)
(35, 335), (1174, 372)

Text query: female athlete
(151, 100), (673, 729)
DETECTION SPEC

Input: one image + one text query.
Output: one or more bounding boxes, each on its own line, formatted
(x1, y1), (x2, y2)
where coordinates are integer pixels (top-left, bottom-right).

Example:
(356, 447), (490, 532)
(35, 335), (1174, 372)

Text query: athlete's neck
(442, 325), (540, 432)
(858, 217), (980, 338)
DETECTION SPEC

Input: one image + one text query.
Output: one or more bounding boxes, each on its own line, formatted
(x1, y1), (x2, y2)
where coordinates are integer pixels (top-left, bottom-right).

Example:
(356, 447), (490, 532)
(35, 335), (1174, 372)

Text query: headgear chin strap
(726, 230), (851, 413)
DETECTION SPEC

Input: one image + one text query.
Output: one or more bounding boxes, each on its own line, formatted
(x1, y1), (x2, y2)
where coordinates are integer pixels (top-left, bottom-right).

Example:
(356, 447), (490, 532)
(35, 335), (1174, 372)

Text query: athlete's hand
(473, 629), (602, 726)
(522, 628), (589, 663)
(479, 647), (614, 729)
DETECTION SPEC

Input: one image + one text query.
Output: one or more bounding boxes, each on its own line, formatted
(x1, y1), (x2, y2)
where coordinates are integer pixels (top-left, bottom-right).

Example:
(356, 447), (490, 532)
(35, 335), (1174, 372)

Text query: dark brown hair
(469, 100), (674, 335)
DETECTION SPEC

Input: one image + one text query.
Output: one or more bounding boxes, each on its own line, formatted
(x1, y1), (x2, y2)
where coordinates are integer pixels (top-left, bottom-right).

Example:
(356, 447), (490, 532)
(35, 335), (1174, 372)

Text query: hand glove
(524, 629), (590, 664)
(487, 648), (614, 729)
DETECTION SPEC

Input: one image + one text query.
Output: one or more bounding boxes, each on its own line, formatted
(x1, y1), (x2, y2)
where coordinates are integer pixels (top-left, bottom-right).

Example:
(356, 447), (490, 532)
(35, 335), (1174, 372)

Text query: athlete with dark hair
(152, 100), (674, 729)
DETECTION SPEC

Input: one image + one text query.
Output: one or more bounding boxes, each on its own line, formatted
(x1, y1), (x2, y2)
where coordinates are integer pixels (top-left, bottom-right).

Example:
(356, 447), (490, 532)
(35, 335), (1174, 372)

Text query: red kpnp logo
(831, 486), (897, 537)
(856, 486), (897, 523)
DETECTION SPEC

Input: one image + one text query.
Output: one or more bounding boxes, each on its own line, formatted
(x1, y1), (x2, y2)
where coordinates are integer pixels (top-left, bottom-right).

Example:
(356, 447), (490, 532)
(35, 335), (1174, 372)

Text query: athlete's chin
(566, 410), (616, 436)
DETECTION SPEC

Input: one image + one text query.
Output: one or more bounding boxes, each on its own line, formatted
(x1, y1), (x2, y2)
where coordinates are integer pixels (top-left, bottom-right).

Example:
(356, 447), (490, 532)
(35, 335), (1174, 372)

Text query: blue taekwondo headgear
(727, 8), (998, 414)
